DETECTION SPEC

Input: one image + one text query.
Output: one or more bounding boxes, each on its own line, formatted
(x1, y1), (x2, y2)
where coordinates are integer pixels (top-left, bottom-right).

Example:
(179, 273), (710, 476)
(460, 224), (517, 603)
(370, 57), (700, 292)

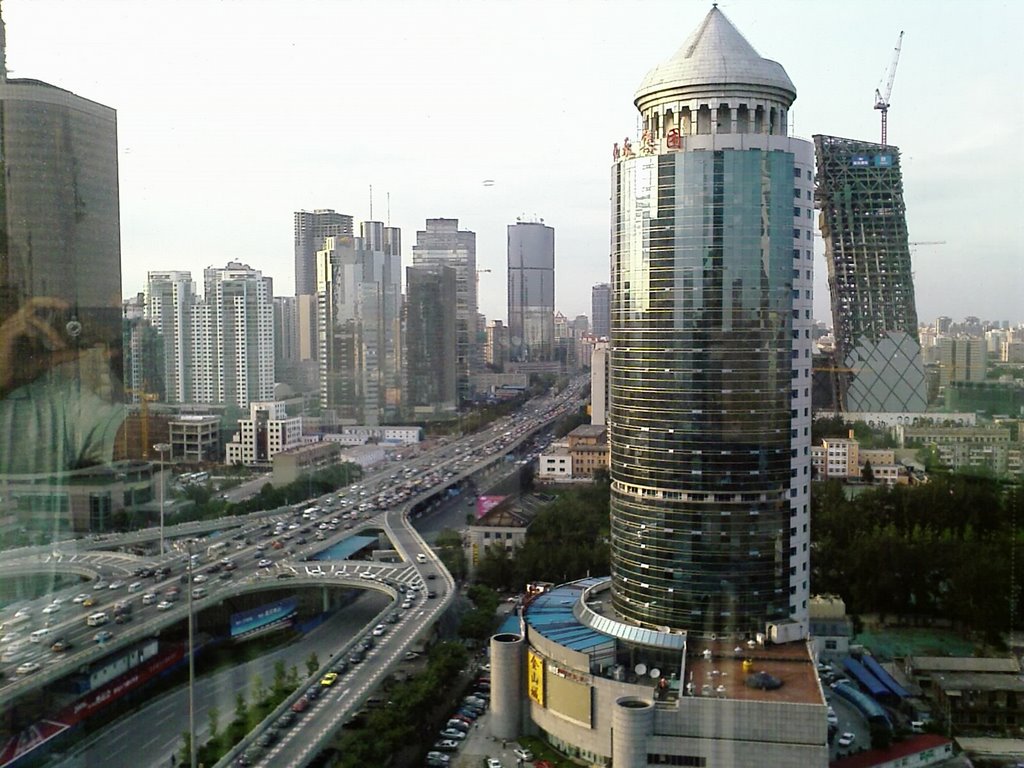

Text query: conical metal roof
(635, 6), (795, 106)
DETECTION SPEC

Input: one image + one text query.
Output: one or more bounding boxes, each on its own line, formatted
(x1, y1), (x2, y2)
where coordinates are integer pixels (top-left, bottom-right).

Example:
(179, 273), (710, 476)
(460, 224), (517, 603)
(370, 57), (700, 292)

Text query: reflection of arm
(0, 372), (125, 475)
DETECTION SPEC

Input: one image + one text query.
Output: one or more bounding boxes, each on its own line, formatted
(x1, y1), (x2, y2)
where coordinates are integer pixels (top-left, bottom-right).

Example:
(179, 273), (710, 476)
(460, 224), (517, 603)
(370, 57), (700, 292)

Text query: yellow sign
(527, 649), (545, 707)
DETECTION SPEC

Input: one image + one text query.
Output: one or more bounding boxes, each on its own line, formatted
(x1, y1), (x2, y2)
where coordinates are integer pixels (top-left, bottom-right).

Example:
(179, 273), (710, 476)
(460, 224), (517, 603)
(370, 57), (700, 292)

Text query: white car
(72, 593), (89, 604)
(13, 608), (30, 618)
(192, 574), (208, 584)
(142, 593), (158, 605)
(837, 732), (855, 747)
(487, 759), (502, 768)
(42, 603), (61, 614)
(371, 624), (386, 636)
(15, 661), (41, 675)
(156, 601), (174, 611)
(513, 748), (533, 761)
(108, 580), (125, 590)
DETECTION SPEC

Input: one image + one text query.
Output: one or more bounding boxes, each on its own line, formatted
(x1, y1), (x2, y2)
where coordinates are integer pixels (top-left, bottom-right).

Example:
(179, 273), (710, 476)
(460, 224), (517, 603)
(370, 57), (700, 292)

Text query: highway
(0, 377), (588, 767)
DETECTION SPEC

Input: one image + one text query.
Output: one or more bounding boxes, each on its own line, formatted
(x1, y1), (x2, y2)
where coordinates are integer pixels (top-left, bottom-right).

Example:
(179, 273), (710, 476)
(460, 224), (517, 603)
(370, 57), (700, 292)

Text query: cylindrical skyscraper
(608, 6), (814, 638)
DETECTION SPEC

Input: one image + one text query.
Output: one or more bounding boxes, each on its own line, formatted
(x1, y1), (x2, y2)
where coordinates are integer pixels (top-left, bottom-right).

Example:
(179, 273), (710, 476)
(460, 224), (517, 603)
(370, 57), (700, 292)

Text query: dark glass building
(591, 282), (611, 339)
(507, 221), (555, 363)
(0, 65), (124, 476)
(608, 7), (813, 637)
(405, 264), (457, 417)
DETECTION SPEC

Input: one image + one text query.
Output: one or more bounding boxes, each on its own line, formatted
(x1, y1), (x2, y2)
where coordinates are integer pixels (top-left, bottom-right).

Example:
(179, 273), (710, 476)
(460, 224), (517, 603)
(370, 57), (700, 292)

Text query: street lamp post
(186, 539), (197, 768)
(153, 443), (171, 555)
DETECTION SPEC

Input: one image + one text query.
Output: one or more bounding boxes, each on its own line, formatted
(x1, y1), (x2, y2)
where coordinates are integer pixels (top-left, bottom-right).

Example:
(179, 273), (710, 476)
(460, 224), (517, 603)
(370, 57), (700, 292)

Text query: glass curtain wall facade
(610, 150), (801, 635)
(507, 221), (555, 363)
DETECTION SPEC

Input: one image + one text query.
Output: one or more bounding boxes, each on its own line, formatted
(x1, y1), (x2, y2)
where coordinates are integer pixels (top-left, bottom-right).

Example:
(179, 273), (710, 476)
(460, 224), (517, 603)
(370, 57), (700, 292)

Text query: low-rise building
(271, 441), (342, 486)
(320, 425), (423, 446)
(808, 595), (852, 660)
(168, 414), (222, 463)
(225, 401), (302, 467)
(465, 500), (531, 574)
(933, 673), (1024, 734)
(831, 734), (953, 768)
(904, 656), (1021, 696)
(538, 426), (609, 482)
(538, 442), (572, 480)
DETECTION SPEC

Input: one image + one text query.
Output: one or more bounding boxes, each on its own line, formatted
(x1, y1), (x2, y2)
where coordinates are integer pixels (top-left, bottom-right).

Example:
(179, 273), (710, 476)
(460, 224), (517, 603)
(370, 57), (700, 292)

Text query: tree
(207, 706), (220, 743)
(178, 731), (192, 767)
(273, 659), (289, 698)
(861, 461), (875, 484)
(234, 691), (249, 727)
(306, 651), (320, 676)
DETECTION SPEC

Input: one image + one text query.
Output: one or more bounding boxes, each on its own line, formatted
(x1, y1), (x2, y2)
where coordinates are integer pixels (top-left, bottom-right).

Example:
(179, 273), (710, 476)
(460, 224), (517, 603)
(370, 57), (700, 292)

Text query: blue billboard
(230, 597), (297, 638)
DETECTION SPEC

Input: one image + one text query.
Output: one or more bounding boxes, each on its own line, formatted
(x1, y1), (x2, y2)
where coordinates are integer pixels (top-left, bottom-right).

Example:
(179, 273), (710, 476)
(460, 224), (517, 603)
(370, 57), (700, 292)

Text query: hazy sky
(7, 0), (1022, 325)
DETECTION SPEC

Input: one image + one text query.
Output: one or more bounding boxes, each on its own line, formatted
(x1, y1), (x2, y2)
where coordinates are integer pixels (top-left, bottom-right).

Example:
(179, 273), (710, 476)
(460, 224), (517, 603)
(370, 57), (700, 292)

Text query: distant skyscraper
(317, 223), (402, 425)
(814, 135), (926, 412)
(591, 282), (611, 338)
(609, 7), (813, 635)
(507, 221), (555, 362)
(145, 270), (196, 403)
(0, 42), (125, 476)
(485, 321), (509, 370)
(412, 219), (477, 402)
(193, 262), (275, 408)
(294, 209), (353, 298)
(405, 265), (457, 418)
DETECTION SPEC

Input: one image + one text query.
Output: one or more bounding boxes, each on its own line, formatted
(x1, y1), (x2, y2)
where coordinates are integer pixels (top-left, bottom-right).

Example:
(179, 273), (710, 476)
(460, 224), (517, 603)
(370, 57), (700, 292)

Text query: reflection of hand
(0, 296), (78, 396)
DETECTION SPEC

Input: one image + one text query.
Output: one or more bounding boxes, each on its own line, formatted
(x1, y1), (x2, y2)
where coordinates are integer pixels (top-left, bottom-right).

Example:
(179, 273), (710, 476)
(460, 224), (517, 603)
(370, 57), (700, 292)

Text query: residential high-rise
(507, 220), (554, 362)
(0, 38), (125, 476)
(609, 7), (813, 636)
(193, 262), (275, 408)
(411, 219), (476, 402)
(938, 337), (987, 390)
(145, 270), (196, 403)
(317, 223), (402, 425)
(814, 135), (927, 412)
(294, 209), (353, 298)
(485, 321), (510, 370)
(591, 282), (611, 338)
(404, 265), (457, 418)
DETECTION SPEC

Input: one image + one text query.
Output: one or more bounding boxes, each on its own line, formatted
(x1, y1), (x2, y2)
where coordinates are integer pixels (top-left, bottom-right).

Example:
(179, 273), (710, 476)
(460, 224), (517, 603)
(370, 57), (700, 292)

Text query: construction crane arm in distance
(874, 30), (904, 145)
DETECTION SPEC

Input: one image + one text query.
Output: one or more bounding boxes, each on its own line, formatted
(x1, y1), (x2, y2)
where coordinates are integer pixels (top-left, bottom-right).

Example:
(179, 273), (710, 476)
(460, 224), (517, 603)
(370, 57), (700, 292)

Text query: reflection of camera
(38, 306), (82, 350)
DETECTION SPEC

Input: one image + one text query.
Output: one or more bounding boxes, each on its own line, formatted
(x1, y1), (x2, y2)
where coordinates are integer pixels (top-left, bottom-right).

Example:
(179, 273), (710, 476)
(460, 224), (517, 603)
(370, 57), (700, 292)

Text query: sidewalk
(451, 710), (533, 768)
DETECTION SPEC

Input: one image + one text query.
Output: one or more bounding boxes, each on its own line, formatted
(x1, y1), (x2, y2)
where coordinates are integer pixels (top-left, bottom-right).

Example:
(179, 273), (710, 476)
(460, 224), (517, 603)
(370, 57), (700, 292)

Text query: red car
(291, 696), (310, 713)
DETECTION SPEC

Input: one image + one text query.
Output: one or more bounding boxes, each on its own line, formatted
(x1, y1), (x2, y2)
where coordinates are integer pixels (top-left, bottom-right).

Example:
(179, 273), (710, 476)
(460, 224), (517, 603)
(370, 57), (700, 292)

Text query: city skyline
(4, 0), (1020, 325)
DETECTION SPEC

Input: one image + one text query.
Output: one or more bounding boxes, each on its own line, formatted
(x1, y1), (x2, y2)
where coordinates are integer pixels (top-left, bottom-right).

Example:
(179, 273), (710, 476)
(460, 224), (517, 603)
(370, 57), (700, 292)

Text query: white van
(29, 628), (51, 643)
(87, 612), (108, 627)
(416, 553), (427, 563)
(128, 581), (143, 593)
(191, 587), (207, 600)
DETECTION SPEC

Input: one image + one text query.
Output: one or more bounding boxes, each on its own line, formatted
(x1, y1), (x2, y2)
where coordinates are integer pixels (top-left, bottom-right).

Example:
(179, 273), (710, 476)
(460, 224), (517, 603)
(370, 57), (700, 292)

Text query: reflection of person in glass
(0, 294), (125, 476)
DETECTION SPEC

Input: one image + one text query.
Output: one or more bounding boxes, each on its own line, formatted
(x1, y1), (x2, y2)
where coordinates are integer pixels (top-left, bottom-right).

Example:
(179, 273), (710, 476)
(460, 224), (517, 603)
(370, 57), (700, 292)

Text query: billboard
(546, 663), (593, 727)
(475, 495), (507, 520)
(527, 649), (546, 707)
(230, 597), (297, 638)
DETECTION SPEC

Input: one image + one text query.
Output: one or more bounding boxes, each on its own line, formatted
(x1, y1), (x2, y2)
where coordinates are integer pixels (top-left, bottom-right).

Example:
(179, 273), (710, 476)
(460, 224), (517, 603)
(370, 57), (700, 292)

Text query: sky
(6, 0), (1022, 326)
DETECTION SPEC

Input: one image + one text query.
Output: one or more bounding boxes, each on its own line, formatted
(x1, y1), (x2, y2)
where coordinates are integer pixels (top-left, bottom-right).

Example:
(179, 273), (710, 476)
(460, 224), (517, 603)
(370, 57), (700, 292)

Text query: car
(320, 672), (338, 687)
(349, 651), (364, 664)
(15, 661), (40, 675)
(826, 708), (838, 726)
(445, 719), (470, 733)
(372, 624), (386, 636)
(13, 608), (30, 619)
(93, 630), (114, 643)
(513, 747), (534, 761)
(439, 729), (465, 741)
(432, 740), (460, 752)
(156, 600), (174, 611)
(72, 593), (89, 604)
(42, 603), (61, 614)
(425, 753), (450, 765)
(837, 732), (855, 747)
(115, 612), (132, 624)
(386, 612), (400, 624)
(92, 581), (108, 591)
(426, 573), (437, 580)
(359, 571), (376, 580)
(306, 685), (321, 700)
(258, 559), (273, 568)
(192, 573), (208, 584)
(487, 759), (502, 768)
(82, 596), (98, 607)
(51, 638), (73, 652)
(108, 580), (125, 590)
(291, 696), (310, 713)
(275, 712), (295, 728)
(255, 729), (278, 748)
(142, 592), (158, 605)
(456, 708), (478, 720)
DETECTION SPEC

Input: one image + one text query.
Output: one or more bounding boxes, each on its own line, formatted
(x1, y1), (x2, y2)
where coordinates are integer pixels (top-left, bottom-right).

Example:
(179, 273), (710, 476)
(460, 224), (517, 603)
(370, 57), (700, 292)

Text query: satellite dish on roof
(650, 668), (661, 679)
(635, 663), (647, 676)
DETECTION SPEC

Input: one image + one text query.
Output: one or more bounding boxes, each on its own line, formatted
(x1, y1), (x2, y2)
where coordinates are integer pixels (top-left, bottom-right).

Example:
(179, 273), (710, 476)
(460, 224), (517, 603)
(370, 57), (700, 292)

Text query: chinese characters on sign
(527, 649), (545, 706)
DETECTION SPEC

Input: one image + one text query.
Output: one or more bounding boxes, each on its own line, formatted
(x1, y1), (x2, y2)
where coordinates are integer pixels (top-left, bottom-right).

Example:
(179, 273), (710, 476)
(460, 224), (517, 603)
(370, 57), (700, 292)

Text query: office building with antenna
(490, 8), (827, 767)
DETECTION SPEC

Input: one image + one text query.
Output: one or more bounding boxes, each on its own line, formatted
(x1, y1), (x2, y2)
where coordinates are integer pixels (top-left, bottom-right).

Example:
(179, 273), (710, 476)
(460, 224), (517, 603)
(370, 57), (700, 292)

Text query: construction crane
(125, 388), (159, 459)
(874, 31), (904, 147)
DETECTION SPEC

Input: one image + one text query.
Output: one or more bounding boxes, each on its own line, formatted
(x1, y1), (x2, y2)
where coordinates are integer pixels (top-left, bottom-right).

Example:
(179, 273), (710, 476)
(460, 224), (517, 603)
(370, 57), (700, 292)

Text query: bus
(207, 541), (228, 558)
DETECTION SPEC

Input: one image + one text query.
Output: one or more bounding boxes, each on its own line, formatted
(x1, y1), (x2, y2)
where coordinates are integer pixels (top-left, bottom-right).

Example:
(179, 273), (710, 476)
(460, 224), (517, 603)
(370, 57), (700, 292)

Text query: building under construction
(814, 134), (927, 413)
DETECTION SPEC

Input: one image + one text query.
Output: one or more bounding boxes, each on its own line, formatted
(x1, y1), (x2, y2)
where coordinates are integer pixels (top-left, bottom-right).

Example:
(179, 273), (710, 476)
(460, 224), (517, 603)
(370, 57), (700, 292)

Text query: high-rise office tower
(411, 219), (476, 402)
(317, 223), (402, 425)
(0, 25), (125, 476)
(145, 270), (196, 403)
(609, 7), (813, 635)
(404, 265), (457, 418)
(496, 11), (826, 766)
(814, 135), (927, 412)
(193, 262), (275, 408)
(123, 293), (164, 402)
(294, 209), (353, 298)
(507, 220), (554, 362)
(591, 282), (611, 338)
